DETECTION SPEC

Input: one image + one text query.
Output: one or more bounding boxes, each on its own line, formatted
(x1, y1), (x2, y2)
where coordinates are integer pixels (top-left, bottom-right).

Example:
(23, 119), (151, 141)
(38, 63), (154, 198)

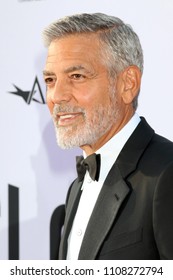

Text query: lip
(56, 112), (82, 126)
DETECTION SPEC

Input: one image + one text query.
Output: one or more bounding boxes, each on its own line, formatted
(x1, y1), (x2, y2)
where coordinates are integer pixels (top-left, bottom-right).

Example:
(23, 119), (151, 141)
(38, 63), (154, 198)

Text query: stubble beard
(52, 85), (120, 149)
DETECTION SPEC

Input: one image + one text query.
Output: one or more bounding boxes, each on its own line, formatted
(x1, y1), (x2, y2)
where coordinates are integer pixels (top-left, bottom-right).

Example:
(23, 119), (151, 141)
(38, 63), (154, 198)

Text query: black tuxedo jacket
(58, 117), (173, 259)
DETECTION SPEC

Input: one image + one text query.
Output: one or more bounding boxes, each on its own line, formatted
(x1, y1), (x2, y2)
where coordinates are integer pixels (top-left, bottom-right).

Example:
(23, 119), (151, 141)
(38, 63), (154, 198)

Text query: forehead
(49, 33), (101, 50)
(46, 34), (103, 66)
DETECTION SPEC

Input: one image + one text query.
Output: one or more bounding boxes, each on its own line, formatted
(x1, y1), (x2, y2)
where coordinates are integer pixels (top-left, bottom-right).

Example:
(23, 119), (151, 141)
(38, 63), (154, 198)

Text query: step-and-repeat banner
(0, 0), (173, 260)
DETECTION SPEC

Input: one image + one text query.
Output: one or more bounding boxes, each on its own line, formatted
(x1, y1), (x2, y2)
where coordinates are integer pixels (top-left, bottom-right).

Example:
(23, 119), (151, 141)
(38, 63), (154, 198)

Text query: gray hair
(43, 13), (143, 109)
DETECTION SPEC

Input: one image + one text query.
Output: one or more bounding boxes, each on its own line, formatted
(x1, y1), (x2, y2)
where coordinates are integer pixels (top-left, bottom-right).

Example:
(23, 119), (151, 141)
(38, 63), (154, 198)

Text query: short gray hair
(43, 13), (144, 109)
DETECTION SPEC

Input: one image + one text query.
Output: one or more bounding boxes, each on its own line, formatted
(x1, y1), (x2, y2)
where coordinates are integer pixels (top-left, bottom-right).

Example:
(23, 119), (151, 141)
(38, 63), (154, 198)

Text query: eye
(44, 77), (55, 85)
(71, 74), (85, 80)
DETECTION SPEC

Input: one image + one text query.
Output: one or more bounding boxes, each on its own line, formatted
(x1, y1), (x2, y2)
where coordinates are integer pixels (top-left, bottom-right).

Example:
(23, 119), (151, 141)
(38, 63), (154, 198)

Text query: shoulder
(137, 117), (173, 165)
(145, 132), (173, 166)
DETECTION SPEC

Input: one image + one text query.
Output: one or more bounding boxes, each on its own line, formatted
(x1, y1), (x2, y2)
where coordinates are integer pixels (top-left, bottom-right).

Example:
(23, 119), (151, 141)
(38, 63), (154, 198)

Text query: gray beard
(52, 87), (120, 149)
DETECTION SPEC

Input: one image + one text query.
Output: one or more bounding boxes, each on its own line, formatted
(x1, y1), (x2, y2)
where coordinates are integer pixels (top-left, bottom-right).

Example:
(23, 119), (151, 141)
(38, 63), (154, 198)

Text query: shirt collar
(97, 113), (141, 156)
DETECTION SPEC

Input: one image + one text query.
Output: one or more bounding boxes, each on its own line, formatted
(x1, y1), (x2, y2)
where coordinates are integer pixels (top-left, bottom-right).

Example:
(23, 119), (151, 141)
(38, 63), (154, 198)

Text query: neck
(81, 110), (135, 156)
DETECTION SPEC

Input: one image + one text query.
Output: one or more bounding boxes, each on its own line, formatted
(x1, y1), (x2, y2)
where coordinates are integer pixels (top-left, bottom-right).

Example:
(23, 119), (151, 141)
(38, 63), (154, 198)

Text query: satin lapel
(59, 179), (82, 259)
(78, 164), (129, 260)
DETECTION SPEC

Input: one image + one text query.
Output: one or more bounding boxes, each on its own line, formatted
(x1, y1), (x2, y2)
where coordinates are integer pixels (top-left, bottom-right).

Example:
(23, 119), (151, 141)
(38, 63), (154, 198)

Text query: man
(43, 13), (173, 259)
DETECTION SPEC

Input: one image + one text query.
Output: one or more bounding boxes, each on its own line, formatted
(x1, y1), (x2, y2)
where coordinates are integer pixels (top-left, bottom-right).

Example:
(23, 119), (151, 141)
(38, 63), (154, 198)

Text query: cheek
(46, 94), (54, 114)
(76, 85), (107, 108)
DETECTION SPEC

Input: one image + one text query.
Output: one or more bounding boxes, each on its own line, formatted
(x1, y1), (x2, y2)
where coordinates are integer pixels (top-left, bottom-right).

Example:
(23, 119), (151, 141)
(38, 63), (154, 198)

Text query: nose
(48, 78), (72, 105)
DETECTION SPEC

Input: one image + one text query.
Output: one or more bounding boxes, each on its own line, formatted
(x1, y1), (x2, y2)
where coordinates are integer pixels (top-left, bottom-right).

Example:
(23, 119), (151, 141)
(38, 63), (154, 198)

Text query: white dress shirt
(66, 113), (141, 259)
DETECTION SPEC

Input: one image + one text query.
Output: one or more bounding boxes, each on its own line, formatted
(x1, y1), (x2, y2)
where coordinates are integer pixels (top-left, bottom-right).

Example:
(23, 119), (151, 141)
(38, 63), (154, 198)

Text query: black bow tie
(76, 153), (101, 182)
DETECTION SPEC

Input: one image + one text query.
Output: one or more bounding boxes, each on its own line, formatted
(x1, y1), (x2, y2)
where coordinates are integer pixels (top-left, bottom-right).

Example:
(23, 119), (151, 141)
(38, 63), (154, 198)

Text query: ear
(121, 66), (142, 105)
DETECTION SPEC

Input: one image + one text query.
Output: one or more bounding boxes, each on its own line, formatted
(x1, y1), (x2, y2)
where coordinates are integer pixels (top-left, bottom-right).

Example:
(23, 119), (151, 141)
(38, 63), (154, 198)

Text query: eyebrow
(43, 65), (91, 76)
(43, 70), (56, 76)
(64, 65), (86, 73)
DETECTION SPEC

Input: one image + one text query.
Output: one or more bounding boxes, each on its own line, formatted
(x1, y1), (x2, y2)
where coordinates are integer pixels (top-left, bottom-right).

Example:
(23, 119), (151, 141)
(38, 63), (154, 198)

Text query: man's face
(44, 34), (126, 151)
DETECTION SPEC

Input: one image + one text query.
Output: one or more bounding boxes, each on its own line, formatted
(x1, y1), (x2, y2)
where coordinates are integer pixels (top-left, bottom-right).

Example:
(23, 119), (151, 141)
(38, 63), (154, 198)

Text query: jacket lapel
(78, 117), (155, 259)
(78, 164), (130, 259)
